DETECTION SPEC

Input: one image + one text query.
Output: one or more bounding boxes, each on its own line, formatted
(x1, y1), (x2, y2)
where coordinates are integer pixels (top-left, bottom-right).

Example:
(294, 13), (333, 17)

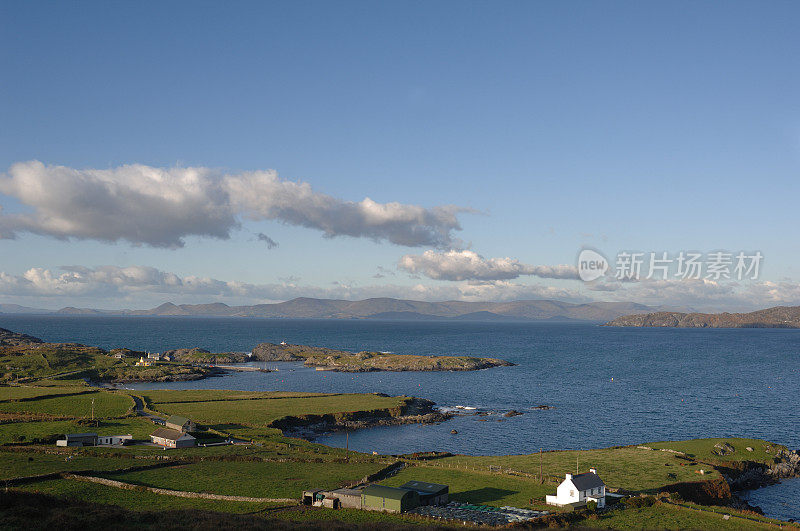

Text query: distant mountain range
(0, 297), (687, 322)
(605, 305), (800, 328)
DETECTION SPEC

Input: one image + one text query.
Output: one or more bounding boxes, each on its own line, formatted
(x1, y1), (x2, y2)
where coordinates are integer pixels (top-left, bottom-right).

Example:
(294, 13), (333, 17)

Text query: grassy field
(0, 385), (91, 401)
(0, 343), (116, 381)
(0, 416), (157, 444)
(17, 479), (284, 513)
(572, 501), (788, 530)
(0, 449), (138, 479)
(0, 385), (154, 444)
(137, 389), (410, 441)
(383, 464), (552, 509)
(0, 390), (133, 418)
(138, 389), (332, 404)
(104, 460), (386, 499)
(425, 441), (756, 492)
(646, 438), (784, 464)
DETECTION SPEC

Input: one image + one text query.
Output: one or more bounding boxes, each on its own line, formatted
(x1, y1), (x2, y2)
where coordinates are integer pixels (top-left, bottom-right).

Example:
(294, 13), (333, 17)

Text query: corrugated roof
(400, 481), (449, 495)
(330, 488), (363, 496)
(362, 485), (414, 500)
(570, 472), (605, 491)
(150, 427), (191, 441)
(65, 433), (97, 439)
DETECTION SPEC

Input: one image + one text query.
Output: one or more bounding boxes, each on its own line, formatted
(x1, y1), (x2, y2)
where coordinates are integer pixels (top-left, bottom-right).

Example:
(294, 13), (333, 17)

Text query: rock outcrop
(163, 348), (249, 363)
(250, 342), (514, 372)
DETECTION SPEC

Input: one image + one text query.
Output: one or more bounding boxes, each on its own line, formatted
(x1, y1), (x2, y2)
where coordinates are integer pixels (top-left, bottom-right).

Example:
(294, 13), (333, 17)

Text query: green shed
(361, 484), (420, 513)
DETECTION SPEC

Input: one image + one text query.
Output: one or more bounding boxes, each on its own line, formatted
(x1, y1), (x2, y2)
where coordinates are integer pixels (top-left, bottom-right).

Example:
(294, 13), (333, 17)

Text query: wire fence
(398, 458), (563, 484)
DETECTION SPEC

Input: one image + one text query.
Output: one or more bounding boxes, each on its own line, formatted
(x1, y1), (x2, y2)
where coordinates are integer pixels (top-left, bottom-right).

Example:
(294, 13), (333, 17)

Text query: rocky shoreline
(272, 397), (452, 438)
(723, 448), (800, 514)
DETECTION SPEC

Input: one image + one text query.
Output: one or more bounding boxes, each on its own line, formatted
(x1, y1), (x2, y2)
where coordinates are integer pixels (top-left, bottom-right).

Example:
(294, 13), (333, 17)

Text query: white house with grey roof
(546, 468), (605, 508)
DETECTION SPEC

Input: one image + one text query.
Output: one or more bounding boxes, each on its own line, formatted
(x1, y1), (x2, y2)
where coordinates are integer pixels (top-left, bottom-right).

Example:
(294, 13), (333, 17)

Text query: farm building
(361, 484), (420, 513)
(546, 468), (606, 509)
(150, 427), (196, 448)
(302, 488), (363, 509)
(165, 415), (196, 432)
(400, 481), (449, 505)
(302, 489), (324, 506)
(97, 434), (133, 446)
(56, 433), (98, 447)
(326, 488), (363, 508)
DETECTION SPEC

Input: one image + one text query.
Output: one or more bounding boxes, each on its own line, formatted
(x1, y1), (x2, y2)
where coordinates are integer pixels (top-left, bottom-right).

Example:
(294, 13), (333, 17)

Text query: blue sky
(1, 1), (799, 310)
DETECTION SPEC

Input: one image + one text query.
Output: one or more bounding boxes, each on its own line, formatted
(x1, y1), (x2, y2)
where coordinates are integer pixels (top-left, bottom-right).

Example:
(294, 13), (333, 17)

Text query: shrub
(623, 495), (656, 508)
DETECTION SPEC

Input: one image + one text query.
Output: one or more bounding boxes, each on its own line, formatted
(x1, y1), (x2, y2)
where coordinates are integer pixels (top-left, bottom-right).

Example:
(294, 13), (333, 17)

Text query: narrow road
(130, 395), (164, 424)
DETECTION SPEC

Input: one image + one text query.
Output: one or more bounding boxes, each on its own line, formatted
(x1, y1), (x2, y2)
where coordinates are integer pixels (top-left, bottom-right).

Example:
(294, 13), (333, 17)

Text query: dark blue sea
(2, 315), (799, 519)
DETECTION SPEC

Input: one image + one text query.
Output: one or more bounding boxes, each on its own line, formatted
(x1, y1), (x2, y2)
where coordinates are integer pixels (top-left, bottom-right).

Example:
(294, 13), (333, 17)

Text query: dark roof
(330, 488), (363, 497)
(166, 415), (190, 426)
(65, 433), (97, 439)
(362, 485), (415, 500)
(150, 427), (192, 441)
(400, 481), (449, 495)
(569, 472), (605, 491)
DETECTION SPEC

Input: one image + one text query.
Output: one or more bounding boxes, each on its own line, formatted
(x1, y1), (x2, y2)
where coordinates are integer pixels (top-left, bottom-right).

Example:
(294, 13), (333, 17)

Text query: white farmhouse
(97, 434), (133, 446)
(546, 468), (606, 508)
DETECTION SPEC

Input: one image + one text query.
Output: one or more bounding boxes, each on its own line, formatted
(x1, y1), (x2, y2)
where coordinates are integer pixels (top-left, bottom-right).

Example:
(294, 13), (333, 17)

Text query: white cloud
(398, 249), (579, 281)
(0, 161), (470, 248)
(586, 277), (800, 312)
(0, 264), (589, 307)
(0, 263), (796, 312)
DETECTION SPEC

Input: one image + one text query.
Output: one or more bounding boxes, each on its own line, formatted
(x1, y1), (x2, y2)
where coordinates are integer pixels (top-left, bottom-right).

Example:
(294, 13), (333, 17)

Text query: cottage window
(570, 490), (574, 497)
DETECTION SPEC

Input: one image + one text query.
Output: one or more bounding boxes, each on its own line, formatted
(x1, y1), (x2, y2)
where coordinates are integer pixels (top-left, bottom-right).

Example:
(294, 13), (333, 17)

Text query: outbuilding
(400, 481), (449, 505)
(150, 427), (196, 448)
(327, 488), (363, 509)
(165, 415), (196, 432)
(361, 484), (420, 513)
(56, 433), (98, 447)
(97, 434), (133, 446)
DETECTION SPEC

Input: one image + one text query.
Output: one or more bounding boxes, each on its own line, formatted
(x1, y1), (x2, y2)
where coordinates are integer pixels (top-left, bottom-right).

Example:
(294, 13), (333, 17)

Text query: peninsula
(605, 305), (800, 328)
(0, 328), (513, 385)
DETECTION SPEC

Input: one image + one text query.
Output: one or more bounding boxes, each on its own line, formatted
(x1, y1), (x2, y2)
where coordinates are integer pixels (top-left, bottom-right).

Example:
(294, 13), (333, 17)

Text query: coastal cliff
(605, 305), (800, 328)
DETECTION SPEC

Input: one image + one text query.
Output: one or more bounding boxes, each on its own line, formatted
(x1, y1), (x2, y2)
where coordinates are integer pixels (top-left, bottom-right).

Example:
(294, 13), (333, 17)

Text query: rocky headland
(271, 396), (451, 438)
(605, 305), (800, 328)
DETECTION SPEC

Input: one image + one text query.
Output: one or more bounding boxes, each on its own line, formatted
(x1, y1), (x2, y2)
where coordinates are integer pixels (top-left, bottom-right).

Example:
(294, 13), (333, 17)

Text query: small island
(247, 343), (514, 372)
(162, 342), (514, 372)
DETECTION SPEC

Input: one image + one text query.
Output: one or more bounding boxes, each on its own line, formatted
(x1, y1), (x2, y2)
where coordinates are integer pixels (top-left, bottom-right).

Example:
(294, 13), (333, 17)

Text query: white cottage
(97, 434), (133, 446)
(546, 468), (606, 508)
